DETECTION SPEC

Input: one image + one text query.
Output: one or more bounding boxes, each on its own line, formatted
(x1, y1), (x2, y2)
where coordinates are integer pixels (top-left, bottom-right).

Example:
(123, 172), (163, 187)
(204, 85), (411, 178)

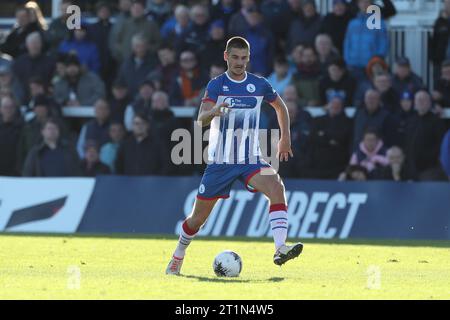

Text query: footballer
(166, 37), (303, 275)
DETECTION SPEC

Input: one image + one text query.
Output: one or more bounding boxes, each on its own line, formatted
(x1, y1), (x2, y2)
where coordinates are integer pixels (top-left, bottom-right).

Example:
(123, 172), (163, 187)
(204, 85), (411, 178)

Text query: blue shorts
(196, 160), (271, 200)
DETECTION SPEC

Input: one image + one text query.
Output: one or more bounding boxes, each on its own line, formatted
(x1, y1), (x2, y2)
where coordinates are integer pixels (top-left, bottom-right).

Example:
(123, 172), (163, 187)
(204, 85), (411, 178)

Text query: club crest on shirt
(246, 83), (256, 93)
(199, 184), (205, 194)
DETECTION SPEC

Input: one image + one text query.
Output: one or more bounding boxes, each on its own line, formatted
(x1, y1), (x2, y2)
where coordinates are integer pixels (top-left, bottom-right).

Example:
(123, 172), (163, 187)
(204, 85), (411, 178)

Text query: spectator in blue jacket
(240, 7), (275, 76)
(160, 4), (191, 41)
(59, 24), (101, 74)
(287, 0), (322, 51)
(100, 122), (126, 173)
(343, 0), (389, 83)
(267, 56), (294, 96)
(440, 129), (450, 179)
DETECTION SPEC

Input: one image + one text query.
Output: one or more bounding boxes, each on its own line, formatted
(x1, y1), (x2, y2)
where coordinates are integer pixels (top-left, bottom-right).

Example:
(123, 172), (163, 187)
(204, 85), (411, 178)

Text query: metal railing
(60, 105), (450, 119)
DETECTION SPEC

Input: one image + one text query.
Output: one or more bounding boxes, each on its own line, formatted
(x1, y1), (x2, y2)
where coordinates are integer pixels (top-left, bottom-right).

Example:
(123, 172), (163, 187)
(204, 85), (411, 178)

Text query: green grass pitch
(0, 234), (449, 300)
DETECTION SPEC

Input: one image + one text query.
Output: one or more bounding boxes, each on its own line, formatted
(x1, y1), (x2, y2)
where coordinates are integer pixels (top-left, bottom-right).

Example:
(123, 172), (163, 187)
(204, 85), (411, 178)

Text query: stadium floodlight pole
(166, 36), (303, 276)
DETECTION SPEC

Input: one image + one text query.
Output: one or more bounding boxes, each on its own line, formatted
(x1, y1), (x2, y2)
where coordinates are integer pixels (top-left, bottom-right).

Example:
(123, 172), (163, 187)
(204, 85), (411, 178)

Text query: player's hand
(210, 102), (230, 117)
(277, 137), (293, 162)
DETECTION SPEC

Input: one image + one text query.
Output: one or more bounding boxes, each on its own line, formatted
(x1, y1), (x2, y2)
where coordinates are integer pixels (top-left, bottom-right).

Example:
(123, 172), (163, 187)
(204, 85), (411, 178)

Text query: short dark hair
(42, 118), (61, 130)
(363, 127), (380, 138)
(226, 37), (250, 53)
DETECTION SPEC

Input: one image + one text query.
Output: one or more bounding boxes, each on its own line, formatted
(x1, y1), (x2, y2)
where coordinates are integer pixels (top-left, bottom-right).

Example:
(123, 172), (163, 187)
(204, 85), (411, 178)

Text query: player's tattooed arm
(197, 101), (229, 127)
(269, 96), (293, 162)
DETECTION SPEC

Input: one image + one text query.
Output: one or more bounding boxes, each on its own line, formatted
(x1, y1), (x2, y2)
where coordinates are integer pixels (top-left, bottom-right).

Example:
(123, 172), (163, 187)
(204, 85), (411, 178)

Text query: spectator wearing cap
(115, 113), (168, 175)
(199, 20), (227, 71)
(87, 1), (115, 86)
(291, 46), (321, 107)
(58, 23), (100, 74)
(0, 64), (25, 103)
(404, 90), (447, 180)
(318, 57), (356, 106)
(343, 0), (389, 83)
(116, 33), (157, 98)
(268, 56), (294, 97)
(388, 91), (415, 149)
(23, 118), (81, 177)
(112, 0), (161, 63)
(176, 4), (211, 55)
(319, 0), (353, 54)
(308, 93), (352, 179)
(53, 54), (105, 107)
(124, 80), (154, 131)
(430, 0), (450, 74)
(146, 0), (173, 27)
(100, 122), (126, 173)
(287, 0), (322, 51)
(392, 57), (424, 99)
(347, 0), (397, 20)
(314, 34), (340, 75)
(80, 140), (111, 177)
(12, 32), (55, 100)
(77, 98), (111, 159)
(46, 0), (73, 54)
(109, 80), (131, 124)
(371, 146), (417, 181)
(352, 89), (389, 150)
(432, 60), (450, 109)
(440, 128), (450, 180)
(210, 0), (239, 35)
(350, 128), (388, 173)
(0, 95), (23, 176)
(0, 6), (42, 58)
(228, 0), (257, 37)
(160, 5), (191, 43)
(169, 50), (209, 106)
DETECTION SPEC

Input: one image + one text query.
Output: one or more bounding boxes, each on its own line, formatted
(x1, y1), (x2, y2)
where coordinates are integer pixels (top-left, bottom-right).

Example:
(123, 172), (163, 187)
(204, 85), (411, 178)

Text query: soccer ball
(213, 250), (242, 277)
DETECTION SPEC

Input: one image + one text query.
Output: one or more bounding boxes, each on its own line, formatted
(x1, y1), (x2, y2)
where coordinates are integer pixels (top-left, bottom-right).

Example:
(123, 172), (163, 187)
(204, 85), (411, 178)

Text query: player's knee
(267, 180), (285, 199)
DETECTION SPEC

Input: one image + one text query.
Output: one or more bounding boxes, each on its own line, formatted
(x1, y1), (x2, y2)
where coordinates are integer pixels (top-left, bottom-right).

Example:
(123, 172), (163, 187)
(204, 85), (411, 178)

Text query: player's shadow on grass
(181, 275), (285, 283)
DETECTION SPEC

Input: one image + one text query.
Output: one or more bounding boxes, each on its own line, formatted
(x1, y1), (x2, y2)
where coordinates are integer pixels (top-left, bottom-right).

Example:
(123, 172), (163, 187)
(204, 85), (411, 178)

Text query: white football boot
(165, 256), (184, 275)
(273, 243), (303, 266)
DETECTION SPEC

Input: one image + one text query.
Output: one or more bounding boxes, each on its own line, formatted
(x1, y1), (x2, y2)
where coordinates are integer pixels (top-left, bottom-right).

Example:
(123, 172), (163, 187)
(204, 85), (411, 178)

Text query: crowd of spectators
(0, 0), (450, 181)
